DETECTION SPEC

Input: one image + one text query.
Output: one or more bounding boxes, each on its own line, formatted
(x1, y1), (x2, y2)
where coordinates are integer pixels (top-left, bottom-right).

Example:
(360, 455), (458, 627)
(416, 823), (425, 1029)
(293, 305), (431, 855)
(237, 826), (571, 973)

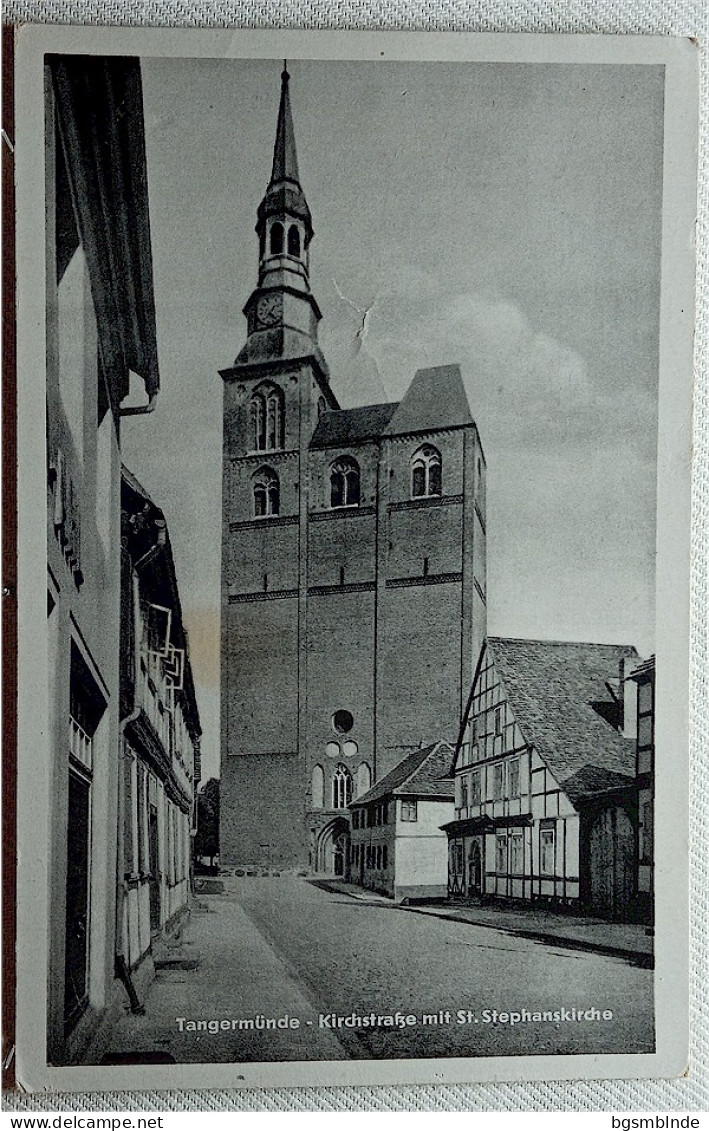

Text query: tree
(194, 778), (219, 868)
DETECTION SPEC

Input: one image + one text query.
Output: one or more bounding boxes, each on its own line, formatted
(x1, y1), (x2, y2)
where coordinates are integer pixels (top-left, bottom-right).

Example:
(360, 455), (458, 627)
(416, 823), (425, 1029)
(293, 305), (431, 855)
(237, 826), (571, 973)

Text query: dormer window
(330, 457), (360, 508)
(287, 224), (301, 257)
(270, 222), (284, 256)
(253, 467), (280, 517)
(250, 384), (284, 451)
(411, 445), (442, 498)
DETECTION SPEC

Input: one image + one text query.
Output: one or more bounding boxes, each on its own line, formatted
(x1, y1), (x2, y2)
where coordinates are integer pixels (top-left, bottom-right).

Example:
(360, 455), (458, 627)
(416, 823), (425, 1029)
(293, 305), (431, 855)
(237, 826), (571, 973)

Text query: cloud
(320, 268), (654, 457)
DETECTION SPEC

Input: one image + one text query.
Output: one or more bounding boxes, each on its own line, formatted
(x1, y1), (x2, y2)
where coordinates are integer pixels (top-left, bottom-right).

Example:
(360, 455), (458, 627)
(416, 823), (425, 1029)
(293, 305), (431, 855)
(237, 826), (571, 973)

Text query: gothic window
(270, 222), (284, 256)
(252, 467), (280, 517)
(311, 765), (324, 810)
(317, 396), (327, 419)
(411, 444), (442, 498)
(287, 224), (301, 257)
(330, 457), (360, 508)
(355, 762), (371, 799)
(250, 384), (284, 451)
(332, 763), (353, 809)
(250, 397), (264, 451)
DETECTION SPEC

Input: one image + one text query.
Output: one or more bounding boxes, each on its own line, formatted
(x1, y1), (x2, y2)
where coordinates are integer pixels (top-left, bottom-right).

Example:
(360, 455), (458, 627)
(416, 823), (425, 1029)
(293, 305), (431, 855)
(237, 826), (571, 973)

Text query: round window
(342, 740), (358, 758)
(325, 741), (340, 759)
(332, 710), (354, 735)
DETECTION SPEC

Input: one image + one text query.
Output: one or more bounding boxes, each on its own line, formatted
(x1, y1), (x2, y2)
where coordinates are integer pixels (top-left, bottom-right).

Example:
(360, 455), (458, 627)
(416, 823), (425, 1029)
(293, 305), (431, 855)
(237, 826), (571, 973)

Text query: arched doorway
(316, 817), (350, 877)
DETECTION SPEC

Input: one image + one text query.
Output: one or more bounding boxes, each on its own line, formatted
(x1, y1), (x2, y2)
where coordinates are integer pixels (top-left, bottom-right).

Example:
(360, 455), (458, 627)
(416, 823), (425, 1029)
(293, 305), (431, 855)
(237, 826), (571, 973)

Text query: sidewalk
(319, 879), (653, 966)
(103, 889), (349, 1064)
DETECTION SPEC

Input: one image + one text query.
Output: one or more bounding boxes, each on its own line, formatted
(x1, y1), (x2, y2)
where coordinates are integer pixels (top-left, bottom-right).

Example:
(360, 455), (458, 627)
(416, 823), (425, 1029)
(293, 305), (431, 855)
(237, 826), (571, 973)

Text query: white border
(12, 27), (698, 1093)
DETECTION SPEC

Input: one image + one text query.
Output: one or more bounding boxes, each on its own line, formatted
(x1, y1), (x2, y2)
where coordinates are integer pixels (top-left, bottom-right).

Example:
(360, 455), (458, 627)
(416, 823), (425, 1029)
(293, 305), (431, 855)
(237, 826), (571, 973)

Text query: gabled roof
(351, 741), (455, 807)
(486, 637), (639, 805)
(310, 402), (399, 449)
(121, 467), (202, 741)
(385, 364), (473, 437)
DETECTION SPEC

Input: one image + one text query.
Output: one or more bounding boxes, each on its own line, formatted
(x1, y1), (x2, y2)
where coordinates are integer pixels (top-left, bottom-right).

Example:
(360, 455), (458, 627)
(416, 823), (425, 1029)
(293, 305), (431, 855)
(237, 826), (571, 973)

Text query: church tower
(220, 67), (487, 873)
(220, 66), (338, 870)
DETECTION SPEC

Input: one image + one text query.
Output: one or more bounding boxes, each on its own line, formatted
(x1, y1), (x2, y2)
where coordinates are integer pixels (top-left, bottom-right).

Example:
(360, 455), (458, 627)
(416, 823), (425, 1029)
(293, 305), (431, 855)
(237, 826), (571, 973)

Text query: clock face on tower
(256, 293), (282, 328)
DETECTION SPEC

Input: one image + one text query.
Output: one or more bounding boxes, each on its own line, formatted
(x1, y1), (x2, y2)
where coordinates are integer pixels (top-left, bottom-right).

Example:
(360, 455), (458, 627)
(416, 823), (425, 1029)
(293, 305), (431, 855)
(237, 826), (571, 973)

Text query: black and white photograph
(12, 29), (696, 1091)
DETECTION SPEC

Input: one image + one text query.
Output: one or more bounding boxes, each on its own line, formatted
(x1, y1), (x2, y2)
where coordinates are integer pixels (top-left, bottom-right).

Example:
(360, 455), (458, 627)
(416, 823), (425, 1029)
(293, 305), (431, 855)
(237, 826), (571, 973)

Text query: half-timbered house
(443, 637), (643, 919)
(119, 469), (202, 999)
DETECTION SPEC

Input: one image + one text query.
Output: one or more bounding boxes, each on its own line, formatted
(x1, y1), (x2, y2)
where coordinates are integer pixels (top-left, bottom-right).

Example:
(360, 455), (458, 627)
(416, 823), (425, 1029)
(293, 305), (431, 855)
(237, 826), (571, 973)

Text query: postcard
(9, 27), (698, 1091)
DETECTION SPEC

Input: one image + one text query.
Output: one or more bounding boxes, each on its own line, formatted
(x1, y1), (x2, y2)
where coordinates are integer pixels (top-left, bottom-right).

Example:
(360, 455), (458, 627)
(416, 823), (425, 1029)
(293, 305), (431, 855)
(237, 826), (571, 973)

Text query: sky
(121, 57), (665, 781)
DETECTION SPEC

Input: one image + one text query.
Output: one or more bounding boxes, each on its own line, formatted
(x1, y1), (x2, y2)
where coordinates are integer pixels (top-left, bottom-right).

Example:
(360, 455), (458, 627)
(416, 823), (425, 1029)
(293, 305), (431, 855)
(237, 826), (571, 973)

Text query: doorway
(468, 838), (483, 897)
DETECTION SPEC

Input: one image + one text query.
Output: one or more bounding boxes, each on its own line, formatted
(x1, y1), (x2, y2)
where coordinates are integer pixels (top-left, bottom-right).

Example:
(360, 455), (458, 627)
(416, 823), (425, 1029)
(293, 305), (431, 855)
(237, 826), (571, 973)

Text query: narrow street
(106, 876), (654, 1064)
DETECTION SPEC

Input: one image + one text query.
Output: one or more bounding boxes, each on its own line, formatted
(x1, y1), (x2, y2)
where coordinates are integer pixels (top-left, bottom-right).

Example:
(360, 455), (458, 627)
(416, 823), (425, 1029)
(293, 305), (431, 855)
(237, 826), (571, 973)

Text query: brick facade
(219, 68), (486, 870)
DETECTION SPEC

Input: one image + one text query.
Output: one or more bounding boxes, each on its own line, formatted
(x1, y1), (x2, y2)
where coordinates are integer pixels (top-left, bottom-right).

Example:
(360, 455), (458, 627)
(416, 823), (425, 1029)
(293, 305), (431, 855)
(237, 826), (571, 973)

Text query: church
(219, 67), (487, 872)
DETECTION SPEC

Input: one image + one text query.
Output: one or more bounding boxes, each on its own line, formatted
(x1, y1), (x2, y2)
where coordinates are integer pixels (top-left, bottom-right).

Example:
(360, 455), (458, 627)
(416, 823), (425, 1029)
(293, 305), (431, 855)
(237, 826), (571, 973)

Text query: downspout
(116, 706), (145, 1015)
(114, 517), (167, 1015)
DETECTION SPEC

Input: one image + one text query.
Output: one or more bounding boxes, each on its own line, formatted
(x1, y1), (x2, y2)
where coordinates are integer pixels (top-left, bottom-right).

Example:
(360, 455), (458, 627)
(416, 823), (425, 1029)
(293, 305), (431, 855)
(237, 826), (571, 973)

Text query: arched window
(287, 224), (301, 257)
(270, 222), (284, 256)
(330, 457), (360, 508)
(252, 467), (280, 517)
(250, 384), (284, 452)
(411, 444), (442, 498)
(356, 762), (371, 798)
(317, 396), (327, 419)
(311, 765), (324, 810)
(250, 396), (264, 451)
(332, 764), (353, 809)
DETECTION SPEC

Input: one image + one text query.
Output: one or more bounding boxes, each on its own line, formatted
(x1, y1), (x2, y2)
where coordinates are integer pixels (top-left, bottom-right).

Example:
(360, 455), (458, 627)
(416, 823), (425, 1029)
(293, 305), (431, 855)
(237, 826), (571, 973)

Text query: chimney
(619, 655), (640, 739)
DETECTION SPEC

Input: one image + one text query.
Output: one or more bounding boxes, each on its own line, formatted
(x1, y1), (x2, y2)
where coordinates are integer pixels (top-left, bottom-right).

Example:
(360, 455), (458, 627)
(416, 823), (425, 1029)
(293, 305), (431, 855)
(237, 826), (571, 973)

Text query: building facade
(220, 68), (487, 871)
(119, 469), (202, 996)
(349, 742), (455, 902)
(624, 655), (655, 922)
(443, 638), (644, 920)
(45, 57), (161, 1063)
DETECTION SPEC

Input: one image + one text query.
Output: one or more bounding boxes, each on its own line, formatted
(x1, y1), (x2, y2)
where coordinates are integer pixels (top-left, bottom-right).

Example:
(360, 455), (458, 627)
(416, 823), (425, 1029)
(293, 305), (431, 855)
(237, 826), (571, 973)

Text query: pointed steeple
(257, 63), (312, 240)
(233, 64), (328, 377)
(271, 63), (300, 184)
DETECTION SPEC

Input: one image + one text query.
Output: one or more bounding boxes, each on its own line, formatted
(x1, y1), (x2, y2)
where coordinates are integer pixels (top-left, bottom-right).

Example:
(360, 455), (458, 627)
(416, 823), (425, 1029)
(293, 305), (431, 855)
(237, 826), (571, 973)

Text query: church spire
(270, 63), (300, 184)
(235, 64), (327, 373)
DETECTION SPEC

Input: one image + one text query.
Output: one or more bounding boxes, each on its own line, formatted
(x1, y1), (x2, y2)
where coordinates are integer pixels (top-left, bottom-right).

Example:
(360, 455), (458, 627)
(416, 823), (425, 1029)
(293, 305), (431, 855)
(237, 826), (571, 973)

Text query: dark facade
(45, 56), (160, 1063)
(220, 68), (487, 870)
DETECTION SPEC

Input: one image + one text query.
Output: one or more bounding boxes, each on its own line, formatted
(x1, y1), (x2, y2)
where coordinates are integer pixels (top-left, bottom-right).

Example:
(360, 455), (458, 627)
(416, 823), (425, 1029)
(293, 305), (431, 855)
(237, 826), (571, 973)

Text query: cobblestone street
(105, 876), (654, 1065)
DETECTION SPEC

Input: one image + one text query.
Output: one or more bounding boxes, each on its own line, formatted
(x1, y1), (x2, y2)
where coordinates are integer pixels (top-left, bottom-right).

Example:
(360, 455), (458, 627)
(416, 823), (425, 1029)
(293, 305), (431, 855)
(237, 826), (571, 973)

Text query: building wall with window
(119, 470), (202, 985)
(44, 57), (160, 1064)
(349, 742), (454, 901)
(443, 638), (641, 919)
(623, 656), (655, 922)
(219, 70), (486, 870)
